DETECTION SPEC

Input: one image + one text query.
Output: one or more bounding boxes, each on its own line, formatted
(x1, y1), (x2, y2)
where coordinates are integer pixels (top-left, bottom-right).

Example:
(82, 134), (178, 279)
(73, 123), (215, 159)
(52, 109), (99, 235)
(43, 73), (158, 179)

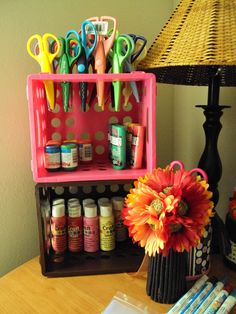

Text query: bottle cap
(68, 198), (80, 207)
(111, 196), (124, 211)
(82, 198), (95, 207)
(52, 198), (65, 206)
(98, 197), (110, 206)
(68, 203), (81, 218)
(100, 203), (113, 217)
(52, 203), (65, 217)
(84, 203), (97, 218)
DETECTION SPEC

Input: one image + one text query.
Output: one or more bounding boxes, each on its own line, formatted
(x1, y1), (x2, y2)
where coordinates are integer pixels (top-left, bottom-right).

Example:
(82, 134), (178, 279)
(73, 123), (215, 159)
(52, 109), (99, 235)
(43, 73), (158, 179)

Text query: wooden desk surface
(0, 255), (235, 314)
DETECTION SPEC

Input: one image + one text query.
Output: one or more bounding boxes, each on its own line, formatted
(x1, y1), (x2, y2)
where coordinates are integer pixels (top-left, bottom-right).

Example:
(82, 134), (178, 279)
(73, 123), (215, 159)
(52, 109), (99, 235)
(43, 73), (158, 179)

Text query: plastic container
(83, 203), (99, 253)
(26, 72), (156, 182)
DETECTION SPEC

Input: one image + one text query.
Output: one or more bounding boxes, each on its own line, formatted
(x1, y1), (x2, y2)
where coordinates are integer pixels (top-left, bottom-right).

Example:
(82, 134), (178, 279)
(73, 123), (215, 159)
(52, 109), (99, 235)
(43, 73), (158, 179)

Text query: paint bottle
(44, 144), (61, 171)
(130, 124), (145, 169)
(67, 200), (83, 253)
(82, 198), (95, 215)
(111, 124), (126, 170)
(61, 143), (78, 171)
(99, 203), (115, 251)
(83, 203), (99, 253)
(78, 139), (93, 163)
(112, 196), (127, 242)
(97, 197), (110, 215)
(51, 203), (67, 262)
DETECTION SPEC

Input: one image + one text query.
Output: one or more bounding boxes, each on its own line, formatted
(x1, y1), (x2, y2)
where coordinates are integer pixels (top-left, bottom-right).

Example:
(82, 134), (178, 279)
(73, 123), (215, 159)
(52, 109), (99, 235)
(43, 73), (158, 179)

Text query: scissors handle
(128, 34), (147, 63)
(27, 33), (60, 72)
(114, 36), (132, 72)
(66, 38), (81, 68)
(81, 20), (97, 60)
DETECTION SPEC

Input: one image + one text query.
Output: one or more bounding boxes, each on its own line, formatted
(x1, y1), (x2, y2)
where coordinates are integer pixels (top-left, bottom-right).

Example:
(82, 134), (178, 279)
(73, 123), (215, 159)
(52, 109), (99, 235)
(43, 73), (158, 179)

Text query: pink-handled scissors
(87, 16), (117, 110)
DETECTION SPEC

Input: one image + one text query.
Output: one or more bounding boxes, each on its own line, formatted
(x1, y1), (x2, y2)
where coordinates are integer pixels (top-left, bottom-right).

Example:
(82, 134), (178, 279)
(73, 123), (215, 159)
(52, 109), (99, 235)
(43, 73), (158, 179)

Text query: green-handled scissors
(57, 36), (82, 112)
(111, 35), (133, 111)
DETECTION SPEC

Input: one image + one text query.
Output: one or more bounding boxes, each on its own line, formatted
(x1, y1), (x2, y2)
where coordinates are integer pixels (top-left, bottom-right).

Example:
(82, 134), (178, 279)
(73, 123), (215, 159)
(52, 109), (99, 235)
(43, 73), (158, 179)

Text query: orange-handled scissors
(87, 16), (117, 110)
(27, 33), (60, 111)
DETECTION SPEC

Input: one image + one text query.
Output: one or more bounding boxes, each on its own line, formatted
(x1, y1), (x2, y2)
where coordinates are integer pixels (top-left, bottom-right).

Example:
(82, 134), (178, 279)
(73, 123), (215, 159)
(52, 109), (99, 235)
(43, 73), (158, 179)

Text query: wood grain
(0, 255), (235, 313)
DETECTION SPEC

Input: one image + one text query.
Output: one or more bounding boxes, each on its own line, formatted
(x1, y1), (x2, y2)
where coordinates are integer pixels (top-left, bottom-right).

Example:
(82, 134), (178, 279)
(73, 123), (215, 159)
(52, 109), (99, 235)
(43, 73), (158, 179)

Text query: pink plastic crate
(26, 72), (156, 183)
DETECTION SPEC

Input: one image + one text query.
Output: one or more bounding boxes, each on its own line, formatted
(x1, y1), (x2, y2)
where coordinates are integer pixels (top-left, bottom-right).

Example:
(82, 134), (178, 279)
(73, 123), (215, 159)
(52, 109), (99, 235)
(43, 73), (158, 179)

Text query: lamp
(138, 0), (236, 254)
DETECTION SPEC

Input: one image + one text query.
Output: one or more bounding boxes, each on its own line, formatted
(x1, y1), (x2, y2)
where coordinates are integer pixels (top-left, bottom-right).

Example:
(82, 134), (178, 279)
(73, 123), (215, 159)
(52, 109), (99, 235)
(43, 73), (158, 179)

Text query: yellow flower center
(178, 200), (189, 216)
(163, 186), (172, 194)
(150, 198), (163, 215)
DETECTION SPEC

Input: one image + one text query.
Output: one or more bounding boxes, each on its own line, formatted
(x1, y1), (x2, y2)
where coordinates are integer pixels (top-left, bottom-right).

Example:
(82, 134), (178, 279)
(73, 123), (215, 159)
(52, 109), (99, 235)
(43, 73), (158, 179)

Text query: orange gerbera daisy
(122, 164), (214, 256)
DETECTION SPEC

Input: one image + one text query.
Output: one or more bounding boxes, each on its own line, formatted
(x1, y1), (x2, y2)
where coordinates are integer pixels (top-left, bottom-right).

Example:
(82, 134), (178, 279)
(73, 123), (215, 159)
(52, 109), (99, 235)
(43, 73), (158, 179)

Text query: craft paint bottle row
(46, 196), (127, 261)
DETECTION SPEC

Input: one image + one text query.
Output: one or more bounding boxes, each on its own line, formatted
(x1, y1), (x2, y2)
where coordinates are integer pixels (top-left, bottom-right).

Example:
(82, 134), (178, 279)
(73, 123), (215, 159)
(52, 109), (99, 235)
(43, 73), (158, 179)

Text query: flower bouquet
(122, 161), (214, 303)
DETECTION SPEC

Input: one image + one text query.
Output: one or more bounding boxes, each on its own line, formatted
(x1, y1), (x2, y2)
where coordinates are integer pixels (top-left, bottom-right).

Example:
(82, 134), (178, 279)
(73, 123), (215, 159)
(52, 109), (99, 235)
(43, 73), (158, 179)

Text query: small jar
(78, 139), (92, 163)
(44, 144), (61, 171)
(61, 143), (78, 171)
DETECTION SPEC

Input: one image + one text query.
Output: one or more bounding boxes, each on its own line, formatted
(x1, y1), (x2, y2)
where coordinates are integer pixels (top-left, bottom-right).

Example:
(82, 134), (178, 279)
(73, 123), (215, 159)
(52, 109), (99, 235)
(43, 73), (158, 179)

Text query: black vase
(146, 250), (187, 303)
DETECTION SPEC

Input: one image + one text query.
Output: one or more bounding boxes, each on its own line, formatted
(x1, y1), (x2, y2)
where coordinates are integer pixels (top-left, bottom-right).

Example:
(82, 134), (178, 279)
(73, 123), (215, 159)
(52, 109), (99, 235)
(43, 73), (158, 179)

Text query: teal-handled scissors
(57, 36), (81, 112)
(111, 35), (132, 111)
(27, 33), (60, 111)
(66, 20), (97, 112)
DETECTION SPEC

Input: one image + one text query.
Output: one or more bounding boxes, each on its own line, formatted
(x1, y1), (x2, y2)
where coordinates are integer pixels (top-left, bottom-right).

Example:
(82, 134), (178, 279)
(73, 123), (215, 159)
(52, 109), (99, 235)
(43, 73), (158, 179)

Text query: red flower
(122, 164), (214, 256)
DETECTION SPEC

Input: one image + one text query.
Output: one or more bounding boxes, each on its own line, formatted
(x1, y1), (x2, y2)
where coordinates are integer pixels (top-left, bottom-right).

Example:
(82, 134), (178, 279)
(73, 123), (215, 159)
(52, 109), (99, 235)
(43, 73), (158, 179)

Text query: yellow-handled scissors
(27, 33), (60, 111)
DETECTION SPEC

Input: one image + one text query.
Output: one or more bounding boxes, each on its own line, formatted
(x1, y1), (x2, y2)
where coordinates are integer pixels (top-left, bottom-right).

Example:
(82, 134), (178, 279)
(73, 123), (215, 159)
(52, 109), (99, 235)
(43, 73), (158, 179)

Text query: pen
(167, 275), (209, 313)
(180, 277), (218, 314)
(204, 284), (233, 314)
(192, 278), (227, 314)
(216, 289), (236, 314)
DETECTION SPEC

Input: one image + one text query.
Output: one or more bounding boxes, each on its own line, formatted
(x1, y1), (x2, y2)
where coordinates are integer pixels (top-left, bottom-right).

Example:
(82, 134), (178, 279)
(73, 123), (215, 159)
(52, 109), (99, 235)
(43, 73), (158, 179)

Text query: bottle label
(79, 143), (92, 162)
(114, 211), (127, 242)
(61, 148), (78, 168)
(100, 217), (115, 251)
(68, 218), (83, 252)
(51, 218), (66, 253)
(83, 219), (99, 253)
(44, 152), (60, 169)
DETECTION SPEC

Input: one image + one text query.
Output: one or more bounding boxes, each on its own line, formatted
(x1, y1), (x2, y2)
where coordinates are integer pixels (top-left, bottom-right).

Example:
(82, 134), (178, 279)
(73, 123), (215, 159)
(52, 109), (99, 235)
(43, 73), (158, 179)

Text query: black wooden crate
(35, 180), (145, 277)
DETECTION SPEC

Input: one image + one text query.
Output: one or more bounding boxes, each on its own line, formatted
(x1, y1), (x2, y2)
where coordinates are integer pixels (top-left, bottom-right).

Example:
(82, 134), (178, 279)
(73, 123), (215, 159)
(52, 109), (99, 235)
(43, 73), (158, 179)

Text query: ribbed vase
(146, 250), (187, 304)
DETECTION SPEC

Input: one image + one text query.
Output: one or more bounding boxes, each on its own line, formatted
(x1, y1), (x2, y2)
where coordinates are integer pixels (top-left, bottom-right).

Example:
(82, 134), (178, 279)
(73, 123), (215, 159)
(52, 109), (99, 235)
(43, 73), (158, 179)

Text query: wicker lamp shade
(138, 0), (236, 86)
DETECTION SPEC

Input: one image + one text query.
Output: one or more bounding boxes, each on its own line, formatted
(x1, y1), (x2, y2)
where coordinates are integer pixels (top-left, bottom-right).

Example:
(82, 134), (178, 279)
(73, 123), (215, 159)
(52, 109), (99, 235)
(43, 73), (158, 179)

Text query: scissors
(123, 34), (147, 106)
(27, 33), (60, 111)
(57, 36), (81, 112)
(111, 34), (132, 111)
(66, 20), (97, 112)
(87, 16), (117, 110)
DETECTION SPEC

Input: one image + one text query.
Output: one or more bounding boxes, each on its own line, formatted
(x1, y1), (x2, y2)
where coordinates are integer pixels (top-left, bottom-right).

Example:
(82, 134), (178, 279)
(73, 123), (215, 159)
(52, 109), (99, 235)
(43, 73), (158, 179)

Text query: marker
(180, 277), (217, 314)
(216, 289), (236, 314)
(167, 275), (209, 313)
(192, 278), (226, 313)
(204, 284), (233, 314)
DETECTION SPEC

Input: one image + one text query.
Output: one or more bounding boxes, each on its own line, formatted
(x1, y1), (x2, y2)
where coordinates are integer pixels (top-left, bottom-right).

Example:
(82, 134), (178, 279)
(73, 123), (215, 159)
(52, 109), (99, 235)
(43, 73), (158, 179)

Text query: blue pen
(180, 277), (218, 314)
(192, 278), (226, 314)
(204, 286), (232, 314)
(167, 275), (209, 313)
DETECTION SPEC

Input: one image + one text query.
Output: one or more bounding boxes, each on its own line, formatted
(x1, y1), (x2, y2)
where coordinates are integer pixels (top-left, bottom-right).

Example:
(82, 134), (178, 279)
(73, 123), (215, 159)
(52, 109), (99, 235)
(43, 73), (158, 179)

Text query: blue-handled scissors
(57, 36), (81, 112)
(27, 33), (60, 111)
(111, 34), (132, 111)
(123, 34), (147, 105)
(66, 20), (97, 112)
